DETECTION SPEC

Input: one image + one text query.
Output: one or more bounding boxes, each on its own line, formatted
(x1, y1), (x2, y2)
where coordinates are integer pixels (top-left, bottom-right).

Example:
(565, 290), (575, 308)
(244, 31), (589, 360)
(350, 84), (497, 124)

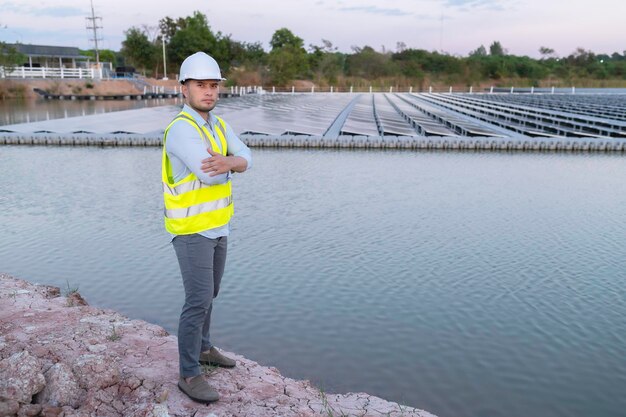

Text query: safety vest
(162, 111), (234, 235)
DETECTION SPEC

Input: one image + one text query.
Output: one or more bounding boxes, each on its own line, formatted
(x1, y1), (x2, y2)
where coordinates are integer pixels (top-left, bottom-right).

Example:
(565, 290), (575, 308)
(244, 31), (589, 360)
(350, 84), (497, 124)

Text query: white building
(1, 44), (111, 79)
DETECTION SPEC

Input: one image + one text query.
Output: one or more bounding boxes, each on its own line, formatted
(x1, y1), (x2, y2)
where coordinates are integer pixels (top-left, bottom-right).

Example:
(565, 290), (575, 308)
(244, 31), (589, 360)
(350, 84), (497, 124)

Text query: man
(162, 51), (252, 403)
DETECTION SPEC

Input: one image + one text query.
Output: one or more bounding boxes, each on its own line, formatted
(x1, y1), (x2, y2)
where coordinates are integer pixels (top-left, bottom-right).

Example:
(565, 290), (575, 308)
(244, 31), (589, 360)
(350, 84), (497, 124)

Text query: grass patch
(319, 388), (352, 417)
(63, 280), (81, 307)
(47, 81), (62, 95)
(200, 362), (218, 376)
(107, 325), (122, 342)
(0, 82), (27, 99)
(63, 280), (79, 296)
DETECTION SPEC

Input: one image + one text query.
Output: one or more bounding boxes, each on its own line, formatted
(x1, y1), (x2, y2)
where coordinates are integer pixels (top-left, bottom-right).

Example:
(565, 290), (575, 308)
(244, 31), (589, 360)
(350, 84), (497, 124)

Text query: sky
(0, 0), (624, 58)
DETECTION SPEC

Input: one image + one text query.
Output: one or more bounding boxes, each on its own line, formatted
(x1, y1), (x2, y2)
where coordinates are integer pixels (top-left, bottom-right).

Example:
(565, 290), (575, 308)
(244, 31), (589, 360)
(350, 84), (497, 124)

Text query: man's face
(182, 79), (220, 113)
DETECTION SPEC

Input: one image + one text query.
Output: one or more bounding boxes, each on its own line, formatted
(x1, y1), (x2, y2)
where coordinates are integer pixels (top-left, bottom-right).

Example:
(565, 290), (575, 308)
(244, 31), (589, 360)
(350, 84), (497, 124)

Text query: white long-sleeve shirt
(165, 104), (252, 238)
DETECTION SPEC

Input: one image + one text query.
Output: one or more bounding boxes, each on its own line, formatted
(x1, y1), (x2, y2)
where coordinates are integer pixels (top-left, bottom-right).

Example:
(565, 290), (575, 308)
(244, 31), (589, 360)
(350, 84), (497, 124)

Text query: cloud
(0, 1), (22, 13)
(31, 7), (86, 18)
(337, 5), (410, 17)
(443, 0), (506, 10)
(0, 2), (85, 18)
(1, 26), (92, 48)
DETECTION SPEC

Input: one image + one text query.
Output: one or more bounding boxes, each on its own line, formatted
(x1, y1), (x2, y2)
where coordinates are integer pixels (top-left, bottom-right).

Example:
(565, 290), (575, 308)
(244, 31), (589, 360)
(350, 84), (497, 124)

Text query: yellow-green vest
(162, 111), (234, 235)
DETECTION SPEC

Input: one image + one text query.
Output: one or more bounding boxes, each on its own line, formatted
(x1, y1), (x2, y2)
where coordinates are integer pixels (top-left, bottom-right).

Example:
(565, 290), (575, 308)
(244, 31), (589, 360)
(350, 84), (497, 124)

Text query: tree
(539, 46), (555, 59)
(120, 27), (157, 73)
(0, 42), (26, 72)
(489, 41), (505, 56)
(309, 39), (337, 54)
(511, 56), (548, 79)
(470, 45), (487, 57)
(166, 12), (220, 71)
(81, 49), (117, 66)
(391, 48), (428, 81)
(268, 28), (309, 85)
(346, 46), (395, 78)
(309, 40), (344, 84)
(563, 47), (599, 77)
(239, 41), (267, 68)
(158, 16), (188, 39)
(270, 28), (304, 50)
(117, 17), (624, 86)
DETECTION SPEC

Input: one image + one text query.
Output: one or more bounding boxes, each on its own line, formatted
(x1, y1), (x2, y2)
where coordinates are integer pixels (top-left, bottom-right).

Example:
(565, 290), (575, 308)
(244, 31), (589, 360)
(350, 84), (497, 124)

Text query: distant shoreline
(0, 78), (180, 99)
(2, 77), (625, 100)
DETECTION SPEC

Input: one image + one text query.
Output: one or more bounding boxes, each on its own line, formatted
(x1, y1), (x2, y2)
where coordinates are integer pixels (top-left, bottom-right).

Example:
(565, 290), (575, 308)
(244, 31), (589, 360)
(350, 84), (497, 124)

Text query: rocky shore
(0, 274), (435, 417)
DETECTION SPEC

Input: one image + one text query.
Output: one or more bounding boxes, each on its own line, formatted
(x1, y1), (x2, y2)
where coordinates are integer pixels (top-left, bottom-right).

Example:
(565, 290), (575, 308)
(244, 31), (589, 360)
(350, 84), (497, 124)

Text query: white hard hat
(178, 52), (226, 83)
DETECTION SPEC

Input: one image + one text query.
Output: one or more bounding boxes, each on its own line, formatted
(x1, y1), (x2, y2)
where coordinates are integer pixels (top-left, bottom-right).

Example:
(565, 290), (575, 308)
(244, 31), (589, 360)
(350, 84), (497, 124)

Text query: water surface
(0, 97), (182, 126)
(1, 146), (625, 417)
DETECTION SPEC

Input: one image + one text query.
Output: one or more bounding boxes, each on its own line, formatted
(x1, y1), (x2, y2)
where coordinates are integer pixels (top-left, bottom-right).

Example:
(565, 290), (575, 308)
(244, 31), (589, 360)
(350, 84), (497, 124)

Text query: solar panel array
(215, 92), (626, 140)
(1, 92), (625, 151)
(216, 94), (354, 136)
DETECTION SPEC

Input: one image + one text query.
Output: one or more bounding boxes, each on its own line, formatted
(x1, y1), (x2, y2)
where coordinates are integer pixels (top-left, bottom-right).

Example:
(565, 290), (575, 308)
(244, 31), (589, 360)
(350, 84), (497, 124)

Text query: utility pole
(161, 32), (168, 80)
(86, 0), (103, 72)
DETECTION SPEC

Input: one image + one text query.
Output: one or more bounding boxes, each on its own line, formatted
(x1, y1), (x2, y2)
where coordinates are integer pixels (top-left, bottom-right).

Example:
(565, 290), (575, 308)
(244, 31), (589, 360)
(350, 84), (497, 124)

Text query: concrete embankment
(0, 79), (181, 99)
(0, 274), (435, 417)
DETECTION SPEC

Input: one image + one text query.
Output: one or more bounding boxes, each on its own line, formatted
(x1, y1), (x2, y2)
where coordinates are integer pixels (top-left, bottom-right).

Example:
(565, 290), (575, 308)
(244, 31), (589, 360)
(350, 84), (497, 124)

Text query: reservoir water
(1, 144), (625, 417)
(0, 97), (182, 126)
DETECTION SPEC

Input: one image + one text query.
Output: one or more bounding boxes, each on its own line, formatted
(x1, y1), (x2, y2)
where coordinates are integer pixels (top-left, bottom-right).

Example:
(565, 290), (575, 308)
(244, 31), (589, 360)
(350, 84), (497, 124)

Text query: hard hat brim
(179, 77), (227, 83)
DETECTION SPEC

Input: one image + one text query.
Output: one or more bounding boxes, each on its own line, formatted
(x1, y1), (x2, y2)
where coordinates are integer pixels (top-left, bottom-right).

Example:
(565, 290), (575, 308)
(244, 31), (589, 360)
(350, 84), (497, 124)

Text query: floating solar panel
(1, 92), (625, 150)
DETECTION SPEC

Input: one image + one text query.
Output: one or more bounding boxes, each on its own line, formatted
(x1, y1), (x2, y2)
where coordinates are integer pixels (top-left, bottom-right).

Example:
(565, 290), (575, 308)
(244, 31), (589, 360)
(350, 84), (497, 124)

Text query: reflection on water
(0, 97), (183, 126)
(1, 147), (625, 417)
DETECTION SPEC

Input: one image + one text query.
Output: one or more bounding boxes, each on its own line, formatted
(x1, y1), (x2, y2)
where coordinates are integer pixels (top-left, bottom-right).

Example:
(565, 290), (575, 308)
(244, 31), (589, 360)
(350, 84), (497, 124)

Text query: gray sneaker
(178, 375), (219, 403)
(199, 347), (236, 368)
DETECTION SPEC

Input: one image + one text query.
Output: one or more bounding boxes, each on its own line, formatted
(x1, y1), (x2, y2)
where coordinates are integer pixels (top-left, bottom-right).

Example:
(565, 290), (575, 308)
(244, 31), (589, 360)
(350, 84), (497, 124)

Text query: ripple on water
(2, 147), (626, 417)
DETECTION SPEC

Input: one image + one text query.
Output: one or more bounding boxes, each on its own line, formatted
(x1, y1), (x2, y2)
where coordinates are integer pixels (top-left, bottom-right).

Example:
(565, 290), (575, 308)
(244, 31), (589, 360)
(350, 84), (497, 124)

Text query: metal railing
(227, 85), (606, 95)
(0, 66), (104, 79)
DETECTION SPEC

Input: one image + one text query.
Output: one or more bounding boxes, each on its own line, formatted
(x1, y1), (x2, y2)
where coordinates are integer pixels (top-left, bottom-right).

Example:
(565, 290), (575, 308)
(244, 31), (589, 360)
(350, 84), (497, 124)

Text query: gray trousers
(172, 234), (227, 377)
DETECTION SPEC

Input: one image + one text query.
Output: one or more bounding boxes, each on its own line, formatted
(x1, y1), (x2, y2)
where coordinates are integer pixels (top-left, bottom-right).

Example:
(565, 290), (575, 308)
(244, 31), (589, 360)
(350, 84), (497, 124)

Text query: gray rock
(0, 400), (19, 416)
(39, 405), (63, 417)
(87, 344), (107, 353)
(151, 404), (170, 417)
(66, 292), (88, 307)
(72, 354), (120, 389)
(0, 351), (46, 404)
(17, 403), (42, 416)
(34, 285), (60, 299)
(34, 363), (82, 408)
(1, 274), (437, 417)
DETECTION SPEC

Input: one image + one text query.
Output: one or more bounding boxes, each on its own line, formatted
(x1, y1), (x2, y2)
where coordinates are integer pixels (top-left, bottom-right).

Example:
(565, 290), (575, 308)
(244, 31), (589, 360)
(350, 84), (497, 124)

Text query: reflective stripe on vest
(165, 195), (232, 219)
(162, 112), (233, 235)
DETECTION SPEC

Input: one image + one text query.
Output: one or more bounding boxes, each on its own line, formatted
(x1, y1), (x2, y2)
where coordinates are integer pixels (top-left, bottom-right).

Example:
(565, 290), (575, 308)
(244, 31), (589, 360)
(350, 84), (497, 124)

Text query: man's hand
(201, 148), (233, 176)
